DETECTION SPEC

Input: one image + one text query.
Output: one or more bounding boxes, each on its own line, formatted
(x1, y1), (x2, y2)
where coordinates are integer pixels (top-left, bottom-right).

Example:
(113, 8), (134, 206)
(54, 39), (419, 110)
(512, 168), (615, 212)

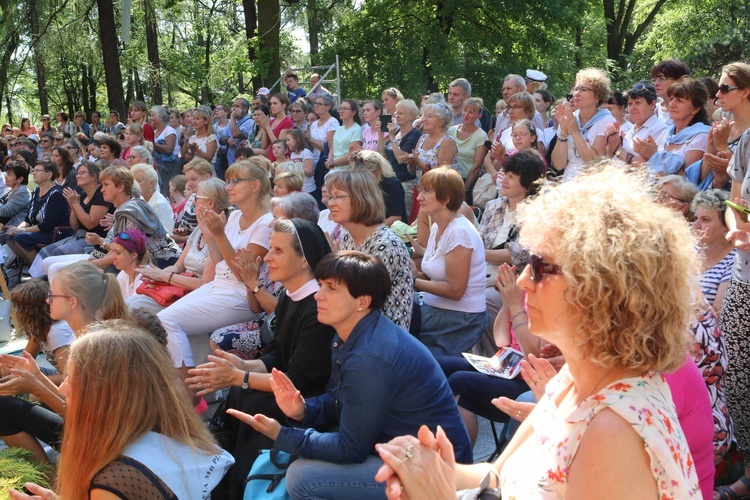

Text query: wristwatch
(241, 371), (249, 390)
(252, 283), (263, 294)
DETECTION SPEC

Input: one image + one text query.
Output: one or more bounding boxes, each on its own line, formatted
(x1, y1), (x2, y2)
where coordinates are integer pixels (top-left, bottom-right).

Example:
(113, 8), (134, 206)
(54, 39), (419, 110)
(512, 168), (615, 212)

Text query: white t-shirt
(621, 114), (670, 162)
(117, 270), (145, 299)
(213, 210), (273, 289)
(291, 148), (316, 193)
(309, 117), (340, 163)
(421, 216), (486, 313)
(147, 191), (175, 233)
(156, 125), (180, 157)
(561, 112), (616, 182)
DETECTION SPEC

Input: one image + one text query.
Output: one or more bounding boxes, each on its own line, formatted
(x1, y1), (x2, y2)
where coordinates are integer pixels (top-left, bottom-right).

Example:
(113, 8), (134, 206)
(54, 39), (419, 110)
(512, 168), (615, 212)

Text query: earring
(357, 307), (362, 311)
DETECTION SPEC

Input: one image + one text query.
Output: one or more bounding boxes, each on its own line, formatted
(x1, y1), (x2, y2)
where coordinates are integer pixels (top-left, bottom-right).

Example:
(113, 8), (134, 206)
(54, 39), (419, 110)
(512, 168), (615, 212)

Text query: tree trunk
(82, 64), (91, 117)
(134, 68), (145, 102)
(126, 69), (134, 107)
(0, 0), (18, 120)
(96, 0), (126, 119)
(242, 0), (261, 91)
(29, 0), (49, 116)
(144, 0), (163, 104)
(257, 0), (280, 89)
(5, 93), (13, 126)
(306, 0), (319, 65)
(88, 66), (97, 112)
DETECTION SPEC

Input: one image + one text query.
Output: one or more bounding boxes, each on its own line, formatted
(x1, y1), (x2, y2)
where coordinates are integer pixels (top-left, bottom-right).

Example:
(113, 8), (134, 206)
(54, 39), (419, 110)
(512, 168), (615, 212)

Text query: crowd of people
(0, 59), (749, 499)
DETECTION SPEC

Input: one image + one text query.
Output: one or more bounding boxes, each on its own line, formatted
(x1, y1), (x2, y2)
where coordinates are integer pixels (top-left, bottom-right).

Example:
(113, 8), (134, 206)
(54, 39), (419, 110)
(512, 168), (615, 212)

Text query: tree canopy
(0, 0), (746, 123)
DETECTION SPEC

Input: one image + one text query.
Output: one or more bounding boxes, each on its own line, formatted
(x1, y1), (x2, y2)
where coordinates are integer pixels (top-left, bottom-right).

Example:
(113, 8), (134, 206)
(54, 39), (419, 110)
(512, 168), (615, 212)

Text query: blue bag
(243, 449), (293, 499)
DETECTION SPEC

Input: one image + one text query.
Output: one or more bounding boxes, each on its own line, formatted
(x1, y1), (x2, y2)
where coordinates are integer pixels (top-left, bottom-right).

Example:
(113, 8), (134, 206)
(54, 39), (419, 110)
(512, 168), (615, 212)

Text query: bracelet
(168, 272), (175, 284)
(512, 321), (529, 329)
(510, 310), (527, 322)
(557, 134), (569, 142)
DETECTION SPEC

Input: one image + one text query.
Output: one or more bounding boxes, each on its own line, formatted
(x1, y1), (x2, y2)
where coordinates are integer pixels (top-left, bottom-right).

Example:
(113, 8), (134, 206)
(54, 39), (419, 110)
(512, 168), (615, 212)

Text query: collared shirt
(275, 310), (473, 465)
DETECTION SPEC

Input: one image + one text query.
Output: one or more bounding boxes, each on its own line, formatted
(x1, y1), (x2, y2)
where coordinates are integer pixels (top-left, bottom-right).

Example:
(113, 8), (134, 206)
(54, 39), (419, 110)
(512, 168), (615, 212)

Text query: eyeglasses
(47, 292), (72, 303)
(328, 193), (351, 203)
(718, 84), (741, 94)
(528, 254), (562, 282)
(314, 102), (326, 107)
(655, 190), (682, 203)
(225, 177), (255, 187)
(291, 109), (304, 113)
(76, 170), (90, 176)
(32, 168), (48, 174)
(573, 86), (593, 93)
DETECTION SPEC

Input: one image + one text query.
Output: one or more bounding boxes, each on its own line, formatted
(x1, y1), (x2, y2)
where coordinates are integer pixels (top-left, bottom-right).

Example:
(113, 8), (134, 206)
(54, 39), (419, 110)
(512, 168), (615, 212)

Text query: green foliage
(0, 447), (51, 499)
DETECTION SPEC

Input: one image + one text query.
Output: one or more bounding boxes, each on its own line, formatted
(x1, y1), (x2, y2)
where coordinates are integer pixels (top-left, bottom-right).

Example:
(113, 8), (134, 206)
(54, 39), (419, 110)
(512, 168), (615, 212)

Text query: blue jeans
(418, 304), (488, 359)
(285, 455), (386, 500)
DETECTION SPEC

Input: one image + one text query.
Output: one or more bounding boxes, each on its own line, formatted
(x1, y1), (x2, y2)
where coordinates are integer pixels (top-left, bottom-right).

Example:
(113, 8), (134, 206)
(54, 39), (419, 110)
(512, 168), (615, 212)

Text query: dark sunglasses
(566, 94), (573, 101)
(718, 84), (741, 94)
(528, 254), (563, 282)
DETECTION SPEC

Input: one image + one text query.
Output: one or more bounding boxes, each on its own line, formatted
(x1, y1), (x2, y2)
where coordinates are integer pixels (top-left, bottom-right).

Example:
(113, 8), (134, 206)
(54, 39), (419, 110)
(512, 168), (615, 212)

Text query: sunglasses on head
(718, 84), (742, 94)
(528, 254), (563, 282)
(116, 231), (132, 241)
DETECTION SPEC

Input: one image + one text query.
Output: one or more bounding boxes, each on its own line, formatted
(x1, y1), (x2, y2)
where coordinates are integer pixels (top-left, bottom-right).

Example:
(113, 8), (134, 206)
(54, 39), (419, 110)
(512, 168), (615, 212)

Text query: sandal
(715, 475), (750, 500)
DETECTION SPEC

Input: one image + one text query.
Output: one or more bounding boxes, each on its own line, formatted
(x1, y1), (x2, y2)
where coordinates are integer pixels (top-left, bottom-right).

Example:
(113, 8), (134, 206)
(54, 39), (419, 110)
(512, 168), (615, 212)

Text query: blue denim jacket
(275, 310), (473, 464)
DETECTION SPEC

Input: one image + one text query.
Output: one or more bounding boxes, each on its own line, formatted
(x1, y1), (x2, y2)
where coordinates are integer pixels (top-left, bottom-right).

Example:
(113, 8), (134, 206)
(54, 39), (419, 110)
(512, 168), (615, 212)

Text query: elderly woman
(326, 99), (363, 169)
(449, 97), (489, 190)
(270, 191), (319, 222)
(228, 251), (472, 499)
(655, 174), (698, 221)
(326, 168), (413, 330)
(131, 162), (174, 233)
(289, 99), (310, 131)
(383, 99), (421, 215)
(638, 78), (711, 175)
(551, 68), (616, 181)
(172, 157), (214, 243)
(306, 93), (339, 166)
(688, 62), (750, 191)
(186, 218), (334, 498)
(475, 151), (546, 356)
(351, 150), (407, 225)
(150, 105), (181, 198)
(692, 190), (736, 314)
(403, 103), (458, 176)
(411, 167), (487, 357)
(377, 164), (700, 499)
(29, 161), (113, 278)
(609, 81), (670, 164)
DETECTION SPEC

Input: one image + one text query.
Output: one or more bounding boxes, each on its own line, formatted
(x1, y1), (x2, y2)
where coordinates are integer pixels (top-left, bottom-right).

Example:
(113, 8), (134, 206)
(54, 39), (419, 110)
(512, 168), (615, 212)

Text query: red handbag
(135, 272), (196, 307)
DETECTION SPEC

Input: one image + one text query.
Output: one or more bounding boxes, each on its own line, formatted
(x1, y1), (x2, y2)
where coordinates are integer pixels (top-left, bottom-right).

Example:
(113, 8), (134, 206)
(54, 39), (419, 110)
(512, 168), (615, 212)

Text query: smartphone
(726, 200), (750, 214)
(380, 114), (392, 132)
(484, 140), (493, 150)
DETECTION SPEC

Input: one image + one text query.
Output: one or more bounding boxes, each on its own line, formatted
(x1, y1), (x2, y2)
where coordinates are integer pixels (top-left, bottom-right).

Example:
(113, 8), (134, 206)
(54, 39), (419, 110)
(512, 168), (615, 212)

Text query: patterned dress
(500, 366), (700, 499)
(340, 225), (413, 330)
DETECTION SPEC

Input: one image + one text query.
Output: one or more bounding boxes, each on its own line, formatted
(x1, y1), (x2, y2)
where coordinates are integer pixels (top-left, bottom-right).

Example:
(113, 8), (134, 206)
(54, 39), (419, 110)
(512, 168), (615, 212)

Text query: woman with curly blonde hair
(376, 162), (701, 499)
(11, 327), (233, 499)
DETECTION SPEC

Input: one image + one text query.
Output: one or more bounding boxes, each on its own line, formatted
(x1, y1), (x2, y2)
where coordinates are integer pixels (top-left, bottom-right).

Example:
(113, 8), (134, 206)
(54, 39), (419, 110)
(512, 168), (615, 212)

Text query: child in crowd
(286, 128), (316, 193)
(235, 147), (253, 161)
(270, 139), (288, 172)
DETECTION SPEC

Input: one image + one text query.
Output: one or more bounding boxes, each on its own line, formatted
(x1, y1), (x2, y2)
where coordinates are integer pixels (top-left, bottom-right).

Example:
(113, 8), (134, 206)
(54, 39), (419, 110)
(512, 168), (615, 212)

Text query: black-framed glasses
(328, 193), (351, 203)
(528, 254), (563, 282)
(226, 177), (255, 187)
(718, 84), (741, 94)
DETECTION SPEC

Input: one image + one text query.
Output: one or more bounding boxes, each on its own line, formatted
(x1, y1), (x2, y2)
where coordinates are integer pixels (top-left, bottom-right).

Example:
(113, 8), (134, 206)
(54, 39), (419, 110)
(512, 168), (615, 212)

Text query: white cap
(525, 69), (547, 82)
(256, 87), (271, 96)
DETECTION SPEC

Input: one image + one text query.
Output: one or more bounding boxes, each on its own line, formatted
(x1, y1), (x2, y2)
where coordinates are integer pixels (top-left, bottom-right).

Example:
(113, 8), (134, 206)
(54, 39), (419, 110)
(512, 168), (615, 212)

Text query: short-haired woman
(228, 251), (472, 498)
(326, 168), (413, 330)
(610, 81), (670, 164)
(377, 164), (700, 499)
(131, 162), (175, 233)
(410, 167), (487, 357)
(150, 104), (181, 198)
(350, 150), (407, 225)
(449, 97), (489, 190)
(383, 99), (421, 215)
(551, 67), (616, 181)
(30, 161), (113, 278)
(403, 103), (458, 176)
(0, 159), (31, 226)
(5, 160), (69, 281)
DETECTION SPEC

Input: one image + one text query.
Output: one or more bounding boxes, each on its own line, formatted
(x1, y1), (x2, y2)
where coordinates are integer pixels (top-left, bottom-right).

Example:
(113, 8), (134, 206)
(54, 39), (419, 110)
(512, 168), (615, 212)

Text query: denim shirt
(275, 310), (473, 464)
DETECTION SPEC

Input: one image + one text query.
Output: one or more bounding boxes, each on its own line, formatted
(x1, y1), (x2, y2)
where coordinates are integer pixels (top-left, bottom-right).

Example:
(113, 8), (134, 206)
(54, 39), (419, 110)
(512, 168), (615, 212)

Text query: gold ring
(403, 445), (414, 462)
